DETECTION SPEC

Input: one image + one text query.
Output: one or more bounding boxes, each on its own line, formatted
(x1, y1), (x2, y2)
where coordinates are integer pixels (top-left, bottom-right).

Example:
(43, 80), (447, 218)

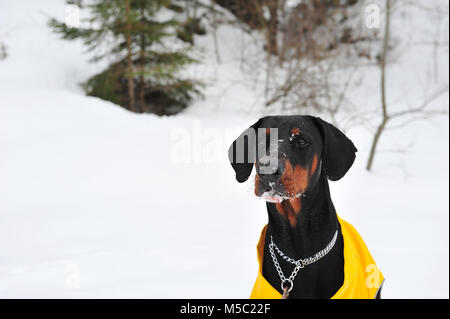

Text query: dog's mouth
(260, 191), (302, 203)
(257, 181), (302, 203)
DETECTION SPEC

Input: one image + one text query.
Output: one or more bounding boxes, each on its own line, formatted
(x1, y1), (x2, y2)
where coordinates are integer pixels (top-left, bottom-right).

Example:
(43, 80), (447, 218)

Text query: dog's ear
(228, 118), (263, 183)
(312, 117), (357, 181)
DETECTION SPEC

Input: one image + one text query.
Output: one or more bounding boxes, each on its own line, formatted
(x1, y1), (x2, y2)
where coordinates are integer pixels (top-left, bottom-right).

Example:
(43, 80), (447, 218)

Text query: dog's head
(228, 116), (357, 203)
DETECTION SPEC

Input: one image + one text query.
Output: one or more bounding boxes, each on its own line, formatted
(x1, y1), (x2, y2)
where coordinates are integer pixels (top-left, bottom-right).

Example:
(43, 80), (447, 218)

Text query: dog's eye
(290, 135), (309, 148)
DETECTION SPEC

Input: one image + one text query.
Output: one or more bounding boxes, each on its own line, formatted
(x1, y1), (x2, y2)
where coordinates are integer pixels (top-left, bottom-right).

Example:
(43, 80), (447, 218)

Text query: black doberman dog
(228, 115), (381, 299)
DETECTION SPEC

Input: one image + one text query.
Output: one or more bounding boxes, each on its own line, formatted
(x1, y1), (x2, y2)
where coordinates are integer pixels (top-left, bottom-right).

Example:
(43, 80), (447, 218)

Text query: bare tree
(260, 1), (380, 131)
(366, 0), (449, 171)
(366, 0), (392, 172)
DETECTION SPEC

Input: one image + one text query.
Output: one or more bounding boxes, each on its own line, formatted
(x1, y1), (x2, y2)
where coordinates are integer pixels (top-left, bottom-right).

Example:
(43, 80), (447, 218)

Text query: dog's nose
(256, 155), (284, 178)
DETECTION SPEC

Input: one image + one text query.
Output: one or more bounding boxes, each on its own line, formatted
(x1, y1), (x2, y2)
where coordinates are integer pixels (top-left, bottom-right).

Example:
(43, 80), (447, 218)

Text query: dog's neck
(265, 175), (339, 259)
(262, 174), (344, 298)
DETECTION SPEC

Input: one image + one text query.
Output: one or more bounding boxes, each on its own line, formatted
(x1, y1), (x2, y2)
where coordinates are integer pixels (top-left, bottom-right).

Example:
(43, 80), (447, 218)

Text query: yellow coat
(250, 215), (384, 299)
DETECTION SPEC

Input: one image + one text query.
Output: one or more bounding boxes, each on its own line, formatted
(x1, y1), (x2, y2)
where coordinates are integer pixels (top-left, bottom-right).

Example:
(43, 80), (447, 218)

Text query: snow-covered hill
(0, 0), (448, 298)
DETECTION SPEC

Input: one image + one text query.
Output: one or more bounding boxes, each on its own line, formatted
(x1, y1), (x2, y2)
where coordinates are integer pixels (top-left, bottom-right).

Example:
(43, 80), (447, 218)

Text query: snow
(0, 0), (448, 298)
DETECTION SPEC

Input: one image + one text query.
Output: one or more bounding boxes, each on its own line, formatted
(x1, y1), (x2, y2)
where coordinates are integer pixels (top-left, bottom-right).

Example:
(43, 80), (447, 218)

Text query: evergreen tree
(49, 0), (202, 115)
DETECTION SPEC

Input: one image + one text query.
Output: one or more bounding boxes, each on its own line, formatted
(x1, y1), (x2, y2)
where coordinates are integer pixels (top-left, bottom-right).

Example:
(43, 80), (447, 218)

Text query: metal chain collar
(268, 230), (338, 298)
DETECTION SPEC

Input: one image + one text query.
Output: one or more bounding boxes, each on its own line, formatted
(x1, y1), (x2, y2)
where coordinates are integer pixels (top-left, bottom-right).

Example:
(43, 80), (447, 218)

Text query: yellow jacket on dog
(250, 215), (384, 299)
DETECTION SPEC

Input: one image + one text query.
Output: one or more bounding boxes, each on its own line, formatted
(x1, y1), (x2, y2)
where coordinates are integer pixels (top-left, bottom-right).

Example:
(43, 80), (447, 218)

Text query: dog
(228, 115), (384, 299)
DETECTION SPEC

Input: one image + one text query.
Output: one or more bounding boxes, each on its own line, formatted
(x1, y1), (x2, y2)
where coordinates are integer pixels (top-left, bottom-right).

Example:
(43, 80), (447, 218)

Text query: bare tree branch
(390, 86), (449, 119)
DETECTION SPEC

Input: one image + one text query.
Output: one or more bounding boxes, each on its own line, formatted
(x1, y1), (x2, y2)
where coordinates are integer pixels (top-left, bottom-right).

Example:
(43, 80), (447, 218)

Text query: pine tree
(49, 0), (202, 115)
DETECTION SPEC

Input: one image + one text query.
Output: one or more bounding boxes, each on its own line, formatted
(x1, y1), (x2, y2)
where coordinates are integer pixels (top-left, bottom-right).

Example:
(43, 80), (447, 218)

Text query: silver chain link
(268, 230), (338, 294)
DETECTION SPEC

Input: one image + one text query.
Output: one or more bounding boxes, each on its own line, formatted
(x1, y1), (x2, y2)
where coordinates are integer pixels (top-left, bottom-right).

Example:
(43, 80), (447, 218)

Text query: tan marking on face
(280, 160), (309, 196)
(309, 154), (319, 177)
(291, 128), (301, 135)
(275, 157), (317, 225)
(258, 153), (319, 226)
(289, 198), (301, 214)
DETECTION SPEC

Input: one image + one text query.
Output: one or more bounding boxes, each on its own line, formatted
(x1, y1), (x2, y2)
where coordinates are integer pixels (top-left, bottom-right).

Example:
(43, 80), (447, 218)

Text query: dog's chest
(261, 233), (345, 299)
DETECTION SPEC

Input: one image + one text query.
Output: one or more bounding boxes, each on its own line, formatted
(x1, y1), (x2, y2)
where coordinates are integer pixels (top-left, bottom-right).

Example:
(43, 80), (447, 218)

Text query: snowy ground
(0, 1), (448, 298)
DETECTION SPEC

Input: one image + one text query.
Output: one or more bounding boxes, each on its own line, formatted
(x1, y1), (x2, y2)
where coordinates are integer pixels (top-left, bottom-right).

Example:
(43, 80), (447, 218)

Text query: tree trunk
(138, 43), (145, 112)
(125, 0), (136, 112)
(366, 118), (388, 171)
(366, 0), (391, 171)
(266, 0), (279, 56)
(138, 7), (146, 112)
